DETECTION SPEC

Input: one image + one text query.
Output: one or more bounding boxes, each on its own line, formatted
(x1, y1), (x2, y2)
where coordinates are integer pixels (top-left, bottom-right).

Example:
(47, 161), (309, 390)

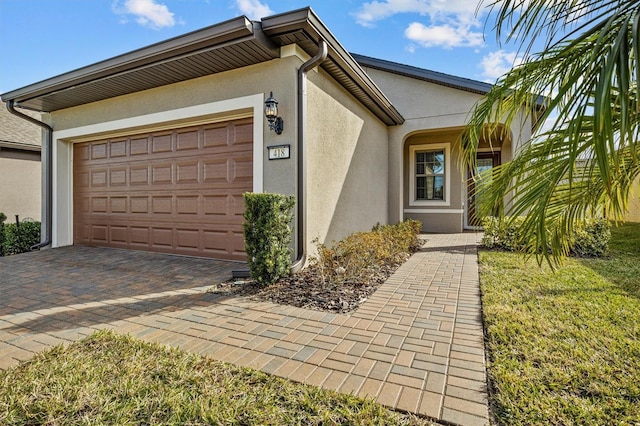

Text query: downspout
(290, 40), (328, 273)
(6, 100), (53, 250)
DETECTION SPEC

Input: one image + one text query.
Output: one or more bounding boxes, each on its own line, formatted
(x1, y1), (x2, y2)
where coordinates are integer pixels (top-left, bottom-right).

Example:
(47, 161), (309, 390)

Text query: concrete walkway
(0, 233), (488, 426)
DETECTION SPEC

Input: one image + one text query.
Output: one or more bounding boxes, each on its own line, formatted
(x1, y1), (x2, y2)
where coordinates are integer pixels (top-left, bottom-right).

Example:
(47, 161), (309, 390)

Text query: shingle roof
(0, 105), (41, 149)
(352, 53), (494, 95)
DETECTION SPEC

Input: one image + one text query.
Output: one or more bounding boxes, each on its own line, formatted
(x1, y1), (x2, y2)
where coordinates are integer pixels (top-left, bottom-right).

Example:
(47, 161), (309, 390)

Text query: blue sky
(0, 0), (524, 95)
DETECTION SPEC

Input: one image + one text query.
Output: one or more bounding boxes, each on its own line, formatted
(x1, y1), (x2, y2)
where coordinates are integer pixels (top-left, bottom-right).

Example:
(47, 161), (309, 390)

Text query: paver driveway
(0, 233), (489, 426)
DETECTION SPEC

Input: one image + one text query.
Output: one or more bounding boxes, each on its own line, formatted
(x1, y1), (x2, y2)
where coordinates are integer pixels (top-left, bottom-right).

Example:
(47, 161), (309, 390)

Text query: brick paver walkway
(0, 233), (488, 426)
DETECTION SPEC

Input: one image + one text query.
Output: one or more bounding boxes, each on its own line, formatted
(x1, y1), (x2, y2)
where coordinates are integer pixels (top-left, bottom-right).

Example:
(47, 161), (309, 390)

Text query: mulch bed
(208, 243), (425, 314)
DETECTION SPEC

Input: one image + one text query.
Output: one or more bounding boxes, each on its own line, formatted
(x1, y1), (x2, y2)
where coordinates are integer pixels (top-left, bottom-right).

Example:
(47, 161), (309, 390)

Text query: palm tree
(464, 0), (640, 260)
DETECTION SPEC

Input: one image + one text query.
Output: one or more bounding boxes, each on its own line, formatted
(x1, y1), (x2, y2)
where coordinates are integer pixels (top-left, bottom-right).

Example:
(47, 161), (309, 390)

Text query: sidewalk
(0, 233), (488, 426)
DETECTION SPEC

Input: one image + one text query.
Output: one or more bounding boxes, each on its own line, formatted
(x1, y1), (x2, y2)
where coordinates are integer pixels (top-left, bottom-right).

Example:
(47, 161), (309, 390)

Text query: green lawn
(0, 331), (432, 425)
(480, 222), (640, 425)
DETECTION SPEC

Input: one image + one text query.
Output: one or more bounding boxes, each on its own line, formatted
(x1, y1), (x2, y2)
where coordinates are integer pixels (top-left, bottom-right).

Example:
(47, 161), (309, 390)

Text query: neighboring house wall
(0, 106), (42, 221)
(625, 176), (640, 222)
(305, 65), (389, 252)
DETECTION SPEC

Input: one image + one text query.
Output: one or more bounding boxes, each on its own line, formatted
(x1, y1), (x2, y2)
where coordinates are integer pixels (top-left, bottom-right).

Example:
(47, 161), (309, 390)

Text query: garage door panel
(131, 137), (150, 155)
(177, 129), (199, 151)
(110, 140), (127, 157)
(91, 170), (108, 187)
(73, 118), (252, 260)
(176, 161), (199, 184)
(151, 133), (172, 153)
(233, 122), (253, 144)
(91, 143), (108, 160)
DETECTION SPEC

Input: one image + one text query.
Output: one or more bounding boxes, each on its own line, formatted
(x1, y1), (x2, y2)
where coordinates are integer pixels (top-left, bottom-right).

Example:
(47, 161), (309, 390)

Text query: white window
(409, 143), (450, 207)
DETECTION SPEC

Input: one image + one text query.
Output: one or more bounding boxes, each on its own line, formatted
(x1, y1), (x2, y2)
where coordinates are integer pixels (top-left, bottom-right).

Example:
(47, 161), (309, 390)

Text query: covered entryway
(73, 118), (252, 261)
(467, 152), (501, 227)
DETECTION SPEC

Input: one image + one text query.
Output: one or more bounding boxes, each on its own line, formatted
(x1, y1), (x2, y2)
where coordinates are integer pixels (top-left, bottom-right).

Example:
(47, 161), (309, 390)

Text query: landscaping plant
(312, 219), (422, 286)
(0, 214), (41, 257)
(481, 216), (610, 257)
(3, 219), (41, 256)
(243, 192), (295, 284)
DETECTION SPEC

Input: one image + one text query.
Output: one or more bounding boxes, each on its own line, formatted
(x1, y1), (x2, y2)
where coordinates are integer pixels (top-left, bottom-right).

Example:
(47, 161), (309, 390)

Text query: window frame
(408, 143), (451, 207)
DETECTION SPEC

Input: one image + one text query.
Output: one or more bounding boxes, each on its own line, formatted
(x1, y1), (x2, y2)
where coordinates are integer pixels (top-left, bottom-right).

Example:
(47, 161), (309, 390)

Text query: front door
(467, 152), (500, 227)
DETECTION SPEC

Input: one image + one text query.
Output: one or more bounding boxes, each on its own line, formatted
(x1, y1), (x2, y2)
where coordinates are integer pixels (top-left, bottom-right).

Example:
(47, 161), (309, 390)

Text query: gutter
(6, 100), (53, 250)
(290, 40), (328, 273)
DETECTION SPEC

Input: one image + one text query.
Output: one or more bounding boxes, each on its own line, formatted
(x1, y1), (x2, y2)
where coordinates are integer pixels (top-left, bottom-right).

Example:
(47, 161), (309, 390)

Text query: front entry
(467, 152), (500, 227)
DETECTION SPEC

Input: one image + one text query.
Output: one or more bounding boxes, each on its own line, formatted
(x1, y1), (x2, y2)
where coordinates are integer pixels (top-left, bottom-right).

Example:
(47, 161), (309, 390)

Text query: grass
(0, 331), (432, 425)
(480, 222), (640, 425)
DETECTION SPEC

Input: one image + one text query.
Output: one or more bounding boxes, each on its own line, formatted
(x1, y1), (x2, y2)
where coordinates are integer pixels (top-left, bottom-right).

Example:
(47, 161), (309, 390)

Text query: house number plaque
(267, 144), (290, 160)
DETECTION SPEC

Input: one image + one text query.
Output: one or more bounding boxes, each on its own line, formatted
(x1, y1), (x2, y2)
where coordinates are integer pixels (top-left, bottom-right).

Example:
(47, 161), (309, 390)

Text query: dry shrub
(312, 219), (422, 286)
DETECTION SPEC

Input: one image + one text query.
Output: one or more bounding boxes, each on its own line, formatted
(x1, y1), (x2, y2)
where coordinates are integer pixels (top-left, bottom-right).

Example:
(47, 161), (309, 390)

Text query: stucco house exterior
(0, 105), (41, 221)
(1, 8), (534, 263)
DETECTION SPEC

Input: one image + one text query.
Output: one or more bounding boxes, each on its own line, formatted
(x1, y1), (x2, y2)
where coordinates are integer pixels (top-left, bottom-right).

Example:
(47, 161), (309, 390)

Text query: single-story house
(1, 7), (534, 265)
(0, 105), (42, 222)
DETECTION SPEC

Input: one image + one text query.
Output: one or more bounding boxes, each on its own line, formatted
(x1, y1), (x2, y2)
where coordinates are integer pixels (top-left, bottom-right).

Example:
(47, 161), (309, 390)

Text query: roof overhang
(353, 53), (494, 96)
(0, 140), (41, 152)
(1, 8), (404, 126)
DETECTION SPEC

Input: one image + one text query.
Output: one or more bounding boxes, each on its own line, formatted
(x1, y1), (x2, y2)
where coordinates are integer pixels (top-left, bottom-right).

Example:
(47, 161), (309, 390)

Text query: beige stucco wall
(402, 129), (465, 232)
(304, 66), (389, 253)
(0, 105), (42, 221)
(0, 152), (41, 221)
(624, 176), (640, 222)
(362, 66), (531, 231)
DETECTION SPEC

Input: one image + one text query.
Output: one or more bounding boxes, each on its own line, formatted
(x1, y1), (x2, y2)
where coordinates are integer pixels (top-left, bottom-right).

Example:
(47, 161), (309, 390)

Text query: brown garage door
(73, 118), (252, 261)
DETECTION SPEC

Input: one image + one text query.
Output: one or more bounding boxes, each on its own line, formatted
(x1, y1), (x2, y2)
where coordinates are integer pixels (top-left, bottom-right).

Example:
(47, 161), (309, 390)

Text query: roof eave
(1, 15), (256, 106)
(262, 8), (404, 126)
(352, 53), (494, 96)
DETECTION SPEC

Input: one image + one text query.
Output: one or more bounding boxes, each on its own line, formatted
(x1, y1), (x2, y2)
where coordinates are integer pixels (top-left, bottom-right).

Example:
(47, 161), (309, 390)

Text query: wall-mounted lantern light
(264, 91), (284, 135)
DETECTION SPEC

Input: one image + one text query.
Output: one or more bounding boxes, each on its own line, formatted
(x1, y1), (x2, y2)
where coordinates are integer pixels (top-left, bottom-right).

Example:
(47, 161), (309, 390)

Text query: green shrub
(3, 220), (41, 256)
(481, 216), (610, 257)
(481, 216), (526, 251)
(0, 212), (6, 257)
(312, 219), (423, 286)
(243, 193), (295, 284)
(571, 218), (611, 257)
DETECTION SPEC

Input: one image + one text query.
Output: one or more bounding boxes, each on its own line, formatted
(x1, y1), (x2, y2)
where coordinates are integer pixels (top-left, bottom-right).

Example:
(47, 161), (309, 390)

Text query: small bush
(243, 193), (295, 284)
(3, 220), (41, 256)
(481, 216), (526, 251)
(312, 219), (423, 286)
(481, 216), (610, 257)
(571, 218), (611, 257)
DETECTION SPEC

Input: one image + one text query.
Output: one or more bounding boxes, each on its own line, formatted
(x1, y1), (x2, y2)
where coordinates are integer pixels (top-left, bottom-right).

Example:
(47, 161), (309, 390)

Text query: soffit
(1, 8), (404, 126)
(2, 17), (279, 112)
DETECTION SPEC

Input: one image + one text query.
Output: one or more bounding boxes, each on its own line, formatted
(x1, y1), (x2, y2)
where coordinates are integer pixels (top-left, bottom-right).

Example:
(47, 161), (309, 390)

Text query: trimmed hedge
(481, 216), (610, 257)
(243, 193), (295, 284)
(0, 213), (41, 256)
(312, 219), (423, 286)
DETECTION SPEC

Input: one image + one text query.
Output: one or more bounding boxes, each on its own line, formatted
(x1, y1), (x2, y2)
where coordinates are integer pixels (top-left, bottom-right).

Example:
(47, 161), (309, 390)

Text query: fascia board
(1, 16), (255, 104)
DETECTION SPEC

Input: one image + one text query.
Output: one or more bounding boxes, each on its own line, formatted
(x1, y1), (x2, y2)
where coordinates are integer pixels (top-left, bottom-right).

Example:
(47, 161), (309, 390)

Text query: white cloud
(113, 0), (175, 29)
(354, 0), (481, 27)
(235, 0), (273, 20)
(479, 49), (523, 81)
(354, 0), (485, 49)
(405, 22), (483, 49)
(354, 0), (431, 27)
